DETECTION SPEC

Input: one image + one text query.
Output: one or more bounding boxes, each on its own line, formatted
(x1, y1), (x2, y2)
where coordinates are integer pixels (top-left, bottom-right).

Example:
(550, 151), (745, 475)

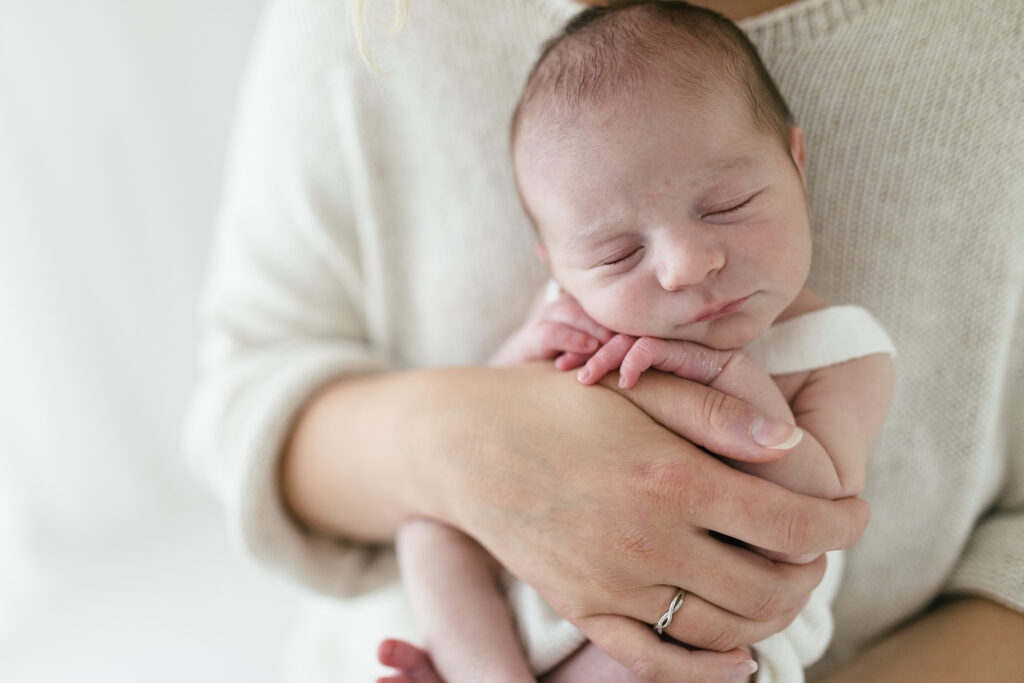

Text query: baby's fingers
(577, 334), (638, 385)
(545, 295), (615, 343)
(623, 338), (735, 388)
(528, 321), (601, 359)
(555, 351), (592, 371)
(618, 336), (665, 388)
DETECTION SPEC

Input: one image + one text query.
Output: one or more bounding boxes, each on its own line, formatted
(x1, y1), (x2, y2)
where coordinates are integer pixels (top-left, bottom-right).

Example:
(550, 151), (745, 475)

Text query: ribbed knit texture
(184, 0), (1024, 679)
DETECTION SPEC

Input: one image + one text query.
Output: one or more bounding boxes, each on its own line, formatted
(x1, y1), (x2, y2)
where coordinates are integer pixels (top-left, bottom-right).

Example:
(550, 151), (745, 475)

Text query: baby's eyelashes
(598, 246), (644, 269)
(700, 189), (764, 223)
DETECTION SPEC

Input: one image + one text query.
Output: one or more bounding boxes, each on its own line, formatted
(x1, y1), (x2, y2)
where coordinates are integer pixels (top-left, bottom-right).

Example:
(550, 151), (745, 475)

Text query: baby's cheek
(587, 295), (655, 338)
(565, 277), (659, 337)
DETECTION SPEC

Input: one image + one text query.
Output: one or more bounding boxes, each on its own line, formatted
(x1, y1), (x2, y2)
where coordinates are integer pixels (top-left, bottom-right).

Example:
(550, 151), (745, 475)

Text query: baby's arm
(579, 334), (892, 501)
(385, 518), (535, 683)
(774, 353), (893, 497)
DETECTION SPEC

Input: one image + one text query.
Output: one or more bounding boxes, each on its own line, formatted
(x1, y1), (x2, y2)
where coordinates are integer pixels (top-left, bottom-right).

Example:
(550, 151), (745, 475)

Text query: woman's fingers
(579, 535), (824, 650)
(589, 583), (799, 654)
(607, 408), (867, 555)
(599, 373), (870, 553)
(577, 614), (758, 682)
(684, 469), (869, 555)
(656, 530), (825, 627)
(652, 586), (801, 653)
(608, 370), (803, 463)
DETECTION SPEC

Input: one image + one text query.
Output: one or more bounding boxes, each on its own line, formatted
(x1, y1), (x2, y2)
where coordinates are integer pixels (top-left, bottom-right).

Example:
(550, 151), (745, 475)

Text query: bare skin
(285, 365), (866, 682)
(813, 598), (1024, 683)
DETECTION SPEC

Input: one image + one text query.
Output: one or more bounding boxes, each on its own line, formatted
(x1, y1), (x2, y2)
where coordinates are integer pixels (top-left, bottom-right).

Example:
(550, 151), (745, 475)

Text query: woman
(185, 0), (1024, 679)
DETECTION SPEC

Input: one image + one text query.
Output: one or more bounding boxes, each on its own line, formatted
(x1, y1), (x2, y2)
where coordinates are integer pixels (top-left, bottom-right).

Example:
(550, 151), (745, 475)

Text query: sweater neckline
(534, 0), (880, 41)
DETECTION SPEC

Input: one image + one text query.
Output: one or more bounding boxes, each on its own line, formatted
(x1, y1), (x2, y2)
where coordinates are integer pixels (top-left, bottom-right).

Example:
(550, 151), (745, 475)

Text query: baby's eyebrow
(565, 222), (629, 250)
(705, 153), (759, 177)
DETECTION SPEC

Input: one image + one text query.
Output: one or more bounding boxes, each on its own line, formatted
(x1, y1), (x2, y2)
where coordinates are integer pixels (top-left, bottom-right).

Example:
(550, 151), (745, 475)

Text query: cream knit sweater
(185, 0), (1024, 679)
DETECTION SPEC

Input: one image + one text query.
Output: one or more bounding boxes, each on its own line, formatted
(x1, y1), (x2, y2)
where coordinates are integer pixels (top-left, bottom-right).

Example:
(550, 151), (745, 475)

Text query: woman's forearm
(283, 363), (657, 543)
(279, 361), (814, 547)
(812, 597), (1024, 683)
(281, 366), (496, 542)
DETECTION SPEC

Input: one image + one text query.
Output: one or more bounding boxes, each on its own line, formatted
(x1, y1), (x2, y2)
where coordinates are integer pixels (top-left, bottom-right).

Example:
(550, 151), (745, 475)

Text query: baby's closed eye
(599, 246), (644, 268)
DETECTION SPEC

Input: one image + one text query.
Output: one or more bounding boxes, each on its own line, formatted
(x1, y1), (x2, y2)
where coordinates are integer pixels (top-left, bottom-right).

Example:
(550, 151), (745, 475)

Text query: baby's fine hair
(512, 0), (794, 147)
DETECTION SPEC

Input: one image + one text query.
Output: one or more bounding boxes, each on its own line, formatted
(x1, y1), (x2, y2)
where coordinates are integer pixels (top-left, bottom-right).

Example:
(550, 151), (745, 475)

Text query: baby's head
(512, 1), (811, 350)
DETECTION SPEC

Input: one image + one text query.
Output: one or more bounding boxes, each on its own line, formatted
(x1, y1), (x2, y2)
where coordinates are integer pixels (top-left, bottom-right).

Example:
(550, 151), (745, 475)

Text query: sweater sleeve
(943, 286), (1024, 612)
(183, 0), (396, 597)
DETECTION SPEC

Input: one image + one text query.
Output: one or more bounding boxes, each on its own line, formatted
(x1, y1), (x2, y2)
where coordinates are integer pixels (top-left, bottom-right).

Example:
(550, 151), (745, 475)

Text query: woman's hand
(435, 366), (865, 680)
(284, 363), (868, 682)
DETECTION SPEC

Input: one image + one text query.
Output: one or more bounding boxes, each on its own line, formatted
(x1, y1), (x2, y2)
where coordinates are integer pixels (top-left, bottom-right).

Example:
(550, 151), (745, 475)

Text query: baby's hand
(578, 335), (736, 389)
(491, 293), (613, 369)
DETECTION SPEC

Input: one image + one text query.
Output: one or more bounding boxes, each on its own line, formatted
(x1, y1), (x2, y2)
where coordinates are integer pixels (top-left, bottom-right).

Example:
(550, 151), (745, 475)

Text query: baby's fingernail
(730, 659), (758, 680)
(577, 368), (590, 382)
(750, 417), (803, 450)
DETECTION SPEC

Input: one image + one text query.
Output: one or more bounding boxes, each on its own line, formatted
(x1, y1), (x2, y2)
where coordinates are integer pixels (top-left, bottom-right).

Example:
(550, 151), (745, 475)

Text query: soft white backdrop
(0, 1), (300, 680)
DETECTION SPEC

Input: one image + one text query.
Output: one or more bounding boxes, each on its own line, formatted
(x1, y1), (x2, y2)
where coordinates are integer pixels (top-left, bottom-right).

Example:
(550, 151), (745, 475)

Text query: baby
(379, 2), (894, 682)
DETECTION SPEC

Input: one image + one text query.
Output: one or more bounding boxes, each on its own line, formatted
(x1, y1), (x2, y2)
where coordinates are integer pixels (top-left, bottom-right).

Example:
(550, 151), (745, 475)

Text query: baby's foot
(377, 638), (445, 683)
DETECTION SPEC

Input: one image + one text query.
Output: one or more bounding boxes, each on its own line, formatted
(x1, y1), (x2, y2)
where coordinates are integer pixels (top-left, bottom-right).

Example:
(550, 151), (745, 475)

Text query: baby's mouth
(690, 294), (751, 323)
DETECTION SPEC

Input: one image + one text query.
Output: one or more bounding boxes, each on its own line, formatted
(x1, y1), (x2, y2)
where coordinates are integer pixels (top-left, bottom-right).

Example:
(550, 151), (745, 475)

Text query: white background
(0, 1), (300, 680)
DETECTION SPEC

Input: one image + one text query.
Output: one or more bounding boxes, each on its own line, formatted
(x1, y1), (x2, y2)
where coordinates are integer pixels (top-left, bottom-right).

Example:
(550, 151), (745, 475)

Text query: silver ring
(654, 588), (686, 635)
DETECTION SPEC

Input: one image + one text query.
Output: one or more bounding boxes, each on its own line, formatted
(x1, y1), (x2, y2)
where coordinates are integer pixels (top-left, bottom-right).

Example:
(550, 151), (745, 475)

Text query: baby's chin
(663, 314), (768, 350)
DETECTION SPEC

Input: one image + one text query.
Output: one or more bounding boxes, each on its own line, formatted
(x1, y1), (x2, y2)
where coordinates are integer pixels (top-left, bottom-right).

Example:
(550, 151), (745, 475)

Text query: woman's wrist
(281, 367), (452, 542)
(280, 364), (545, 543)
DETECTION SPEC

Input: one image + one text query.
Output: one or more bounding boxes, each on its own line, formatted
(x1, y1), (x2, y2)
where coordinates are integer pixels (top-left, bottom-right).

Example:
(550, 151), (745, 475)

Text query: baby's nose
(656, 234), (725, 291)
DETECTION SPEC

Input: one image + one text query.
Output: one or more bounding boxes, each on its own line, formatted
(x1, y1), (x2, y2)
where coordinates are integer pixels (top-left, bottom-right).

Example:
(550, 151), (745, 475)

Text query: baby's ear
(535, 243), (549, 263)
(789, 126), (807, 183)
